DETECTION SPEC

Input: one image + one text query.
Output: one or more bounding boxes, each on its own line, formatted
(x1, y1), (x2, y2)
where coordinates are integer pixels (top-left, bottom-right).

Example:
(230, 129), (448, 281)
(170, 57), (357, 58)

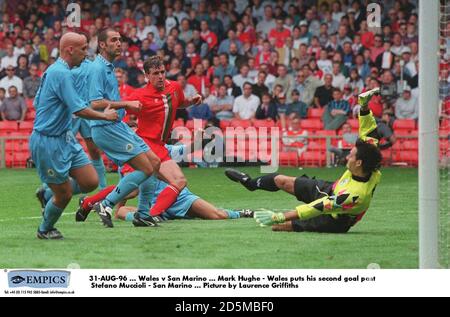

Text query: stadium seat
(347, 119), (359, 130)
(279, 151), (299, 167)
(185, 119), (207, 130)
(401, 139), (419, 151)
(12, 152), (29, 168)
(307, 107), (325, 119)
(25, 110), (36, 121)
(252, 119), (275, 128)
(392, 150), (418, 166)
(230, 119), (252, 128)
(25, 98), (34, 109)
(300, 119), (322, 131)
(393, 119), (416, 132)
(219, 120), (231, 130)
(19, 121), (34, 132)
(300, 151), (326, 167)
(0, 121), (19, 133)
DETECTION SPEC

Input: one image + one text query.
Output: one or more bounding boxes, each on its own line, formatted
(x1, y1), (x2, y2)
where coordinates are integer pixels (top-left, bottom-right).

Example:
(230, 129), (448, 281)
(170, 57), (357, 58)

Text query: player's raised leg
(148, 159), (186, 216)
(225, 168), (297, 195)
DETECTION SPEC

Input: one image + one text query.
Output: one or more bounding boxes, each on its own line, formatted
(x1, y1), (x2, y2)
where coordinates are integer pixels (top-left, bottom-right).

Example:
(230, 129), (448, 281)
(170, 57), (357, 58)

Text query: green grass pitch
(0, 167), (418, 269)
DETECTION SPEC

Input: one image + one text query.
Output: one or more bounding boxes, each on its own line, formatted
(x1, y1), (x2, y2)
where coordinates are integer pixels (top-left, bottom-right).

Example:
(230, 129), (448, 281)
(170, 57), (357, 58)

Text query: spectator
(346, 68), (364, 94)
(0, 86), (26, 121)
(391, 32), (405, 57)
(214, 53), (237, 82)
(188, 63), (211, 96)
(200, 20), (218, 53)
(331, 61), (346, 91)
(232, 82), (260, 120)
(317, 49), (333, 75)
(23, 64), (41, 99)
(0, 66), (23, 97)
(188, 99), (213, 121)
(354, 53), (371, 81)
(370, 35), (385, 64)
(218, 29), (243, 55)
(268, 18), (291, 49)
(375, 40), (395, 70)
(255, 92), (277, 121)
(380, 70), (398, 104)
(178, 74), (198, 98)
(394, 86), (418, 120)
(256, 5), (276, 39)
(322, 88), (350, 130)
(277, 36), (300, 65)
(328, 122), (358, 166)
(223, 74), (242, 98)
(15, 55), (30, 80)
(273, 64), (295, 102)
(178, 18), (193, 44)
(140, 39), (156, 60)
(251, 71), (270, 100)
(376, 111), (397, 150)
(314, 73), (333, 108)
(232, 64), (254, 90)
(173, 43), (192, 74)
(283, 89), (308, 119)
(1, 44), (17, 70)
(0, 88), (5, 110)
(115, 68), (135, 99)
(254, 40), (272, 68)
(228, 42), (247, 70)
(281, 114), (308, 155)
(176, 74), (198, 121)
(211, 84), (235, 121)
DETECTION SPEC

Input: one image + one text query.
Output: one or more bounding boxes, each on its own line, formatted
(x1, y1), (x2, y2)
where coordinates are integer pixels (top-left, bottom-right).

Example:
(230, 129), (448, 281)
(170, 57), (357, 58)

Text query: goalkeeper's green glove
(254, 210), (286, 226)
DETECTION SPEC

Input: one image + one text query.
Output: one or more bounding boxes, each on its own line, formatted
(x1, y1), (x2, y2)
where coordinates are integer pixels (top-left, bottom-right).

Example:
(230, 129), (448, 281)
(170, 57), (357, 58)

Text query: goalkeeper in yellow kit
(225, 88), (382, 233)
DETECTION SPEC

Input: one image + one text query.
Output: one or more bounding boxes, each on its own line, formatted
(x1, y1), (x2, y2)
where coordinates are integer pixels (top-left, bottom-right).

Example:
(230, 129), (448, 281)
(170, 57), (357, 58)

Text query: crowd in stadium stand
(0, 0), (449, 167)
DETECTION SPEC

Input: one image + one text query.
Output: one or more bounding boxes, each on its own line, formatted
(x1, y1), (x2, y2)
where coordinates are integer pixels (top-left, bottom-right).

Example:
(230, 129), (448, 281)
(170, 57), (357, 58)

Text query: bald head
(59, 32), (87, 68)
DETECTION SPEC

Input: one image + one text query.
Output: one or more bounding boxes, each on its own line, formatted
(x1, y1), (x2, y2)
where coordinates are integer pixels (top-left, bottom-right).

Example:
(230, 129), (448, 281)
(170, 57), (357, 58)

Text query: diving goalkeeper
(225, 88), (382, 233)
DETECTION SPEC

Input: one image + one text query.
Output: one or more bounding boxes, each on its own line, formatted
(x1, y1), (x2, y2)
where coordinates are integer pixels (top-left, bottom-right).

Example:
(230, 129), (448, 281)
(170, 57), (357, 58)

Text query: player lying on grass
(225, 88), (382, 233)
(76, 143), (254, 226)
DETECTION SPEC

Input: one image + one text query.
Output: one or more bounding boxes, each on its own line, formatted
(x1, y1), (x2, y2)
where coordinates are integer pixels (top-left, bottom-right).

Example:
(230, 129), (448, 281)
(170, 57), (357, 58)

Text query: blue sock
(42, 183), (53, 202)
(39, 200), (64, 232)
(103, 170), (148, 208)
(225, 209), (241, 219)
(137, 176), (156, 213)
(125, 212), (135, 222)
(69, 178), (82, 195)
(92, 158), (106, 189)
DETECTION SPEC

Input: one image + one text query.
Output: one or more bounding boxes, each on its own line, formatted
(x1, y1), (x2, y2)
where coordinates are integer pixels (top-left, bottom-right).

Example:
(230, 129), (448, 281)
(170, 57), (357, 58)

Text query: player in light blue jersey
(71, 56), (107, 189)
(30, 32), (118, 239)
(86, 28), (160, 228)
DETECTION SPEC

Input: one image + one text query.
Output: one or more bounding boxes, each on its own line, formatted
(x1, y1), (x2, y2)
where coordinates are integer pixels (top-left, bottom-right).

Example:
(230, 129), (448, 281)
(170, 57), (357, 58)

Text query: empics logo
(10, 276), (26, 284)
(8, 270), (70, 288)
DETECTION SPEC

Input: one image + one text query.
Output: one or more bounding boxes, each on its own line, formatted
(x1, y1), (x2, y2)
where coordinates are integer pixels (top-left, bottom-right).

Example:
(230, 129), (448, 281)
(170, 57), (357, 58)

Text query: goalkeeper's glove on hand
(254, 210), (286, 226)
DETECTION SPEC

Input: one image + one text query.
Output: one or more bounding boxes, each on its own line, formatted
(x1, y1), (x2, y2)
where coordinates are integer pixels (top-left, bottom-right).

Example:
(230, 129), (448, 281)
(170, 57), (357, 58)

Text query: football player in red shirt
(125, 55), (202, 221)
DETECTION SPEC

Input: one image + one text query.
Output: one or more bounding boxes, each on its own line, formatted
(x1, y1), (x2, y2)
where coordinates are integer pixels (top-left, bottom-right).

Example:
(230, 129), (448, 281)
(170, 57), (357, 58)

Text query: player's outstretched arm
(357, 88), (380, 146)
(75, 105), (118, 121)
(90, 99), (142, 112)
(180, 94), (203, 109)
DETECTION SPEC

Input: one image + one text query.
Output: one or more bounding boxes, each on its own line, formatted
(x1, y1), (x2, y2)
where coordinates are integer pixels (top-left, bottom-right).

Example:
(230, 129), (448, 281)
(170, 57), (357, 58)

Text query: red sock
(82, 185), (116, 211)
(149, 185), (180, 216)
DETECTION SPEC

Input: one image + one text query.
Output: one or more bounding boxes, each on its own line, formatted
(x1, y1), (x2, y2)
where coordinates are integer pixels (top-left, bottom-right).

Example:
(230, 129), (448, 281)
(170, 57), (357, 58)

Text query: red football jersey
(126, 80), (185, 143)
